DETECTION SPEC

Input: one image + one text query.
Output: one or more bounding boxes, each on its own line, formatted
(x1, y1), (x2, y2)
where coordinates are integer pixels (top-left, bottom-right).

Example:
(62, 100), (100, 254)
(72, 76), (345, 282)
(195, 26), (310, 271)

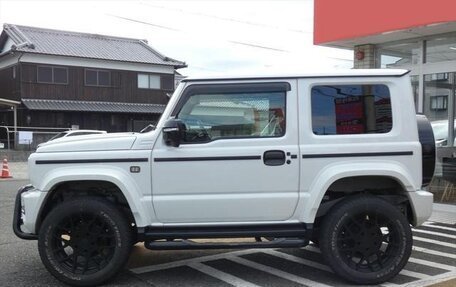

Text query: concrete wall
(354, 44), (377, 69)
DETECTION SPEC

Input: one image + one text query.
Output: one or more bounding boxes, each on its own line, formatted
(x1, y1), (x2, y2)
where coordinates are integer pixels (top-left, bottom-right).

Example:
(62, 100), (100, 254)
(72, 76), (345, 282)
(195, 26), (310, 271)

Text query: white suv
(13, 69), (435, 286)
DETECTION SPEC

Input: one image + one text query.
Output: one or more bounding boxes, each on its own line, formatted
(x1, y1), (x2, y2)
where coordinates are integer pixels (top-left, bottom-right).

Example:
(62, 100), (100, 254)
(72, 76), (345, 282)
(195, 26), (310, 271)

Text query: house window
(431, 95), (448, 111)
(85, 69), (111, 86)
(37, 66), (68, 84)
(138, 73), (161, 89)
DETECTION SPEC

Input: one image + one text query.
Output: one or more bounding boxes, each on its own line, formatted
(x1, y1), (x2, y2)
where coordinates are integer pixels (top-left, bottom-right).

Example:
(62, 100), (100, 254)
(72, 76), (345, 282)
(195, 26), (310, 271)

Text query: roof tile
(22, 99), (166, 114)
(2, 24), (186, 68)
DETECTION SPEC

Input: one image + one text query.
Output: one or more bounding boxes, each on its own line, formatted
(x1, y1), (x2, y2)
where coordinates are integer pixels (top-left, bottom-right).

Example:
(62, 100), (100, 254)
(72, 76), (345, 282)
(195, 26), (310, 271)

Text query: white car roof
(182, 69), (410, 82)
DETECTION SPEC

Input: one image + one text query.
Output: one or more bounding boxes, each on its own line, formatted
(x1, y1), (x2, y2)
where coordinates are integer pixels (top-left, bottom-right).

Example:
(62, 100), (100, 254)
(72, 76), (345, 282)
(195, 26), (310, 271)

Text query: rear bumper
(12, 185), (44, 240)
(407, 190), (434, 226)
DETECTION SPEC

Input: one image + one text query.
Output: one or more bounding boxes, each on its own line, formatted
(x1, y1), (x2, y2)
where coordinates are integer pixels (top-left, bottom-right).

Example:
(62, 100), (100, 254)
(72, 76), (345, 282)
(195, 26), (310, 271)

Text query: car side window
(176, 91), (286, 143)
(311, 84), (392, 135)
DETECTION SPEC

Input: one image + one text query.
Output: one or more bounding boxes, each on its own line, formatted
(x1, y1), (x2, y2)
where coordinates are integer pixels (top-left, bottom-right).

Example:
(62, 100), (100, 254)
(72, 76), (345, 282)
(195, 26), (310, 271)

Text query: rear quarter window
(311, 84), (392, 135)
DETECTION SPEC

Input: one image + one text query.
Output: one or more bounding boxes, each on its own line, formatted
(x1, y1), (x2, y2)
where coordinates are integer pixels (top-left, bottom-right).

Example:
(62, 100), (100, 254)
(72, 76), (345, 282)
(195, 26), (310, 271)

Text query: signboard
(335, 96), (365, 134)
(314, 0), (456, 45)
(18, 131), (33, 145)
(0, 142), (4, 149)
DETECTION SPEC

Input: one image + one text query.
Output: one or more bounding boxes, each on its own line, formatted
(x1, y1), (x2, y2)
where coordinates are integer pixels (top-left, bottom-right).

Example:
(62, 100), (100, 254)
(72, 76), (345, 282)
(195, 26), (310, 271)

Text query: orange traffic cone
(1, 158), (12, 178)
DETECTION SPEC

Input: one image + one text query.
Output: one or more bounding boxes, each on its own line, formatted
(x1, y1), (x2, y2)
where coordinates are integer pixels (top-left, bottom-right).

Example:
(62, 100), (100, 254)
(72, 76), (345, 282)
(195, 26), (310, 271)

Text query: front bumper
(13, 185), (46, 240)
(407, 190), (434, 226)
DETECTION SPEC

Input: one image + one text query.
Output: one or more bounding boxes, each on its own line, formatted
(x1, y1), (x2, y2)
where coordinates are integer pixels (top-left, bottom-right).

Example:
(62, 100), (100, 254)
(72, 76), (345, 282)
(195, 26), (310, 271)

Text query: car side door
(151, 81), (300, 223)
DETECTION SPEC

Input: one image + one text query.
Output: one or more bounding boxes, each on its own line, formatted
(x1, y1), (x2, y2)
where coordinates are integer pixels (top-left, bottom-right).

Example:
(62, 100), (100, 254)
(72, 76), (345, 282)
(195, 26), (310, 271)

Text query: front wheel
(38, 198), (133, 286)
(319, 195), (412, 285)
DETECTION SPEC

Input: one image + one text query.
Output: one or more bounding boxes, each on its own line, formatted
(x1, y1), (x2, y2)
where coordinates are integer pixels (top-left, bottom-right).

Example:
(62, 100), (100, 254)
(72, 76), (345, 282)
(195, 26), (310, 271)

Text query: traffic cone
(1, 158), (12, 179)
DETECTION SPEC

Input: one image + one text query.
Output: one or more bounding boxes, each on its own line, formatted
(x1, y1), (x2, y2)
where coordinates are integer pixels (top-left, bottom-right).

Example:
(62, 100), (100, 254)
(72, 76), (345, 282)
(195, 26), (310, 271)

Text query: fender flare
(298, 162), (416, 223)
(36, 166), (151, 228)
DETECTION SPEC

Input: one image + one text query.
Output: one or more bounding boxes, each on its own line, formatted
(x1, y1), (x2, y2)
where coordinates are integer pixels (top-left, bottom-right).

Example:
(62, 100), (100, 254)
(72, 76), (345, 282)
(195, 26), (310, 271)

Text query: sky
(0, 0), (353, 76)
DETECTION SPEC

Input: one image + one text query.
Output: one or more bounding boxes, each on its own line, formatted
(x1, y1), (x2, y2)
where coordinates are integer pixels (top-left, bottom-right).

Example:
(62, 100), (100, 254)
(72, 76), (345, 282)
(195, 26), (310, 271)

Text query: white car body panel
(22, 69), (433, 231)
(37, 133), (137, 153)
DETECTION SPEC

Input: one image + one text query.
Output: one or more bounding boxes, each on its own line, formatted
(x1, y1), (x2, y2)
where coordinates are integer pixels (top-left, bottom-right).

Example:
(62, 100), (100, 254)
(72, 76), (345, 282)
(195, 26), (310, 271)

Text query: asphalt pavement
(1, 180), (455, 287)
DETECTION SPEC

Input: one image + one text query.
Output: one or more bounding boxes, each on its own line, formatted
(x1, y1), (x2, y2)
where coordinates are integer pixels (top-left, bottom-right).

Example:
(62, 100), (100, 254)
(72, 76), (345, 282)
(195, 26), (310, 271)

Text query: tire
(38, 198), (133, 286)
(319, 195), (412, 285)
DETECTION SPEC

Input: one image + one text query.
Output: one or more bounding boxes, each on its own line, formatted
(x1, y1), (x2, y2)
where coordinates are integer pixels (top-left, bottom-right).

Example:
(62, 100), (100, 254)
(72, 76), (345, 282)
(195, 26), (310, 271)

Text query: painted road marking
(422, 222), (456, 232)
(412, 236), (456, 248)
(262, 249), (332, 272)
(130, 249), (261, 274)
(412, 245), (456, 259)
(412, 228), (456, 239)
(188, 262), (261, 287)
(130, 222), (456, 287)
(227, 256), (332, 287)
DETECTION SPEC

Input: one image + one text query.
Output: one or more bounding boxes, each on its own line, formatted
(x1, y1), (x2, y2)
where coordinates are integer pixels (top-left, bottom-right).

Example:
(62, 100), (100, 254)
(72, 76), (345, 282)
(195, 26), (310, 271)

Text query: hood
(36, 133), (137, 153)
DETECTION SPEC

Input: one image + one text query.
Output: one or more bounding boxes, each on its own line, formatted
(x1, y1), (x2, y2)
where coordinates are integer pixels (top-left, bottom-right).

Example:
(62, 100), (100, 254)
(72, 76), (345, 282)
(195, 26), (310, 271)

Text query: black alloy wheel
(51, 212), (116, 275)
(38, 198), (133, 286)
(319, 195), (412, 285)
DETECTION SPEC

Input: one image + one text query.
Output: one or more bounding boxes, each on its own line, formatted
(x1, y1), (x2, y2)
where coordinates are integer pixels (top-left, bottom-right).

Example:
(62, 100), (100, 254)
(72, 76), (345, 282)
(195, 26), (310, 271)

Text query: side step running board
(139, 223), (311, 241)
(145, 238), (308, 250)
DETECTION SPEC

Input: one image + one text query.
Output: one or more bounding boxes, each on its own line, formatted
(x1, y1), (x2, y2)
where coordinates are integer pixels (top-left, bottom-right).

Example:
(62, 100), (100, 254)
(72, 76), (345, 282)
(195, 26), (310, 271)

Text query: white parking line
(228, 256), (333, 287)
(412, 245), (456, 259)
(188, 262), (261, 287)
(422, 222), (456, 232)
(412, 228), (456, 239)
(413, 236), (456, 248)
(305, 245), (455, 274)
(397, 269), (428, 280)
(130, 234), (455, 287)
(408, 257), (456, 272)
(263, 249), (333, 272)
(399, 271), (456, 287)
(130, 249), (261, 274)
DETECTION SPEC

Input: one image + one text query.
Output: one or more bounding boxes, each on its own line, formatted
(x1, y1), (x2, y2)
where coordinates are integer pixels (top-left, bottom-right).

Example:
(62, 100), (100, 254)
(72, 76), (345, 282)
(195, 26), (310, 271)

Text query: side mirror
(162, 118), (185, 147)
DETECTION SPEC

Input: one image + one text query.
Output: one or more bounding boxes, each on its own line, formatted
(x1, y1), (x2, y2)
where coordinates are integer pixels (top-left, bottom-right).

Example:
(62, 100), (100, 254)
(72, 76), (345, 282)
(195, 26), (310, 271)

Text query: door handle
(263, 150), (286, 166)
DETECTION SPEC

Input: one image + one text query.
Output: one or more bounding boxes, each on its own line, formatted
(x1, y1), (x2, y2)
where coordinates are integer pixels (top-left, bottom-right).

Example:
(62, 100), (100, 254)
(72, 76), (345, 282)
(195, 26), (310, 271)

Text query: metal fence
(0, 126), (70, 150)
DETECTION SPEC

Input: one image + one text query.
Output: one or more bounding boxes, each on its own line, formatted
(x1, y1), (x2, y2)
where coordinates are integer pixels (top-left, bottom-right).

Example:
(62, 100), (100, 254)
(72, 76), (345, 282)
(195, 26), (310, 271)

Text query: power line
(139, 1), (313, 34)
(106, 14), (180, 31)
(106, 13), (290, 53)
(228, 40), (289, 52)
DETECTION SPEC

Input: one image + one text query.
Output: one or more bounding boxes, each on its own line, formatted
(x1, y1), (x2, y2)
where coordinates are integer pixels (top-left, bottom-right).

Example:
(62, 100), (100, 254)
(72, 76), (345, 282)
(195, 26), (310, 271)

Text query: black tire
(319, 195), (412, 285)
(38, 198), (133, 286)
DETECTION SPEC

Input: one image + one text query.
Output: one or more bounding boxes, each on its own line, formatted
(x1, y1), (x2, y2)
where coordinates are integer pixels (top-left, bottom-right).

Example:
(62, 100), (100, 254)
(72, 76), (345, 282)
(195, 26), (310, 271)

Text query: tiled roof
(22, 99), (166, 114)
(1, 23), (186, 68)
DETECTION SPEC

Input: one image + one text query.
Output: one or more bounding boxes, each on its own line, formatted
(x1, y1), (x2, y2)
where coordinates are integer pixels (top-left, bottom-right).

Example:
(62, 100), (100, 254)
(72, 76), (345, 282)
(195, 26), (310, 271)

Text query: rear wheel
(319, 195), (412, 285)
(38, 198), (133, 286)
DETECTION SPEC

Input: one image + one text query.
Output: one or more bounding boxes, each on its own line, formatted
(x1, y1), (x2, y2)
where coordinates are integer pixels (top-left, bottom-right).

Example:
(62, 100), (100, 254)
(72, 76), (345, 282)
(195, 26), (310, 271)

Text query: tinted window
(53, 67), (68, 84)
(98, 71), (110, 86)
(37, 66), (53, 83)
(38, 66), (68, 84)
(85, 69), (110, 86)
(161, 74), (174, 90)
(85, 70), (97, 86)
(311, 84), (392, 135)
(177, 92), (286, 143)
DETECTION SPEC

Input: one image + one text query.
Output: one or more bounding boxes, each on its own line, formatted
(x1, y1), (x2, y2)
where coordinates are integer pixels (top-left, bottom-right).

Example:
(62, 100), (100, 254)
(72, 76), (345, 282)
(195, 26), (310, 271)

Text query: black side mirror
(162, 118), (186, 147)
